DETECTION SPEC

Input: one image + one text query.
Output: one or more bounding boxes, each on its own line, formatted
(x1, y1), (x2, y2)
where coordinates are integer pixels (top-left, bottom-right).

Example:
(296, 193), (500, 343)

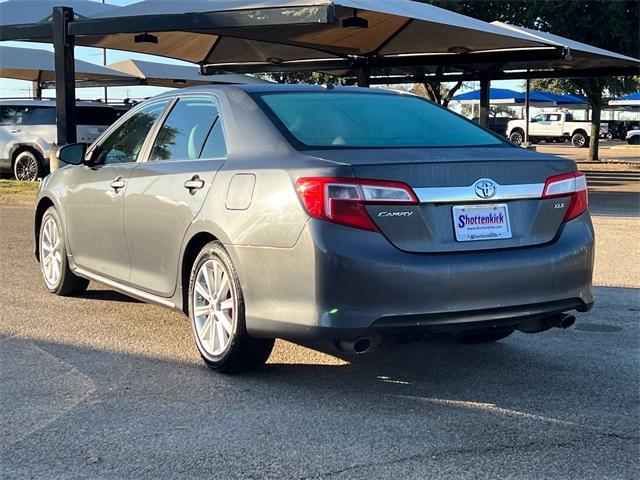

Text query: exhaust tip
(353, 338), (371, 354)
(337, 337), (377, 354)
(561, 314), (576, 329)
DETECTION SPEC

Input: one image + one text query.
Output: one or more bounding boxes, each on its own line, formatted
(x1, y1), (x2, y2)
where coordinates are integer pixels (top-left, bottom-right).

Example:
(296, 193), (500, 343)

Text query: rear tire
(571, 131), (589, 148)
(455, 327), (514, 344)
(629, 135), (640, 145)
(39, 207), (89, 295)
(13, 150), (41, 181)
(509, 129), (524, 145)
(188, 241), (274, 373)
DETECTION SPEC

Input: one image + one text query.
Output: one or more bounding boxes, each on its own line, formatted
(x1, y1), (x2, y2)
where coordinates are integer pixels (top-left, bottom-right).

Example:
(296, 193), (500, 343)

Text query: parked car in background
(626, 129), (640, 145)
(35, 85), (594, 373)
(0, 99), (118, 181)
(507, 111), (608, 148)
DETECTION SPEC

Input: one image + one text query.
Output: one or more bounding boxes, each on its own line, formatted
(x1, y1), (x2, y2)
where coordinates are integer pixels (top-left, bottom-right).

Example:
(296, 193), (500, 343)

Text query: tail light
(542, 171), (588, 222)
(295, 177), (418, 231)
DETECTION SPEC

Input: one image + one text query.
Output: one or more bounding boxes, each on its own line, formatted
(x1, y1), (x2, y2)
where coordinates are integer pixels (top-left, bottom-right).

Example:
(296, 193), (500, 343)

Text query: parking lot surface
(1, 176), (638, 479)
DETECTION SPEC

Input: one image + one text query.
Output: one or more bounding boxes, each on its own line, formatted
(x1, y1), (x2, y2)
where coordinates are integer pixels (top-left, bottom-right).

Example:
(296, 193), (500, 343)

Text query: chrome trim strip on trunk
(414, 182), (545, 204)
(73, 266), (176, 308)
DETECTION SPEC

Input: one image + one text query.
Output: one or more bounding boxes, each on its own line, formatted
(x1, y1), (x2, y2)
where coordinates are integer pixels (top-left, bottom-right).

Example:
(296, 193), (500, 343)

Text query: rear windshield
(254, 91), (505, 149)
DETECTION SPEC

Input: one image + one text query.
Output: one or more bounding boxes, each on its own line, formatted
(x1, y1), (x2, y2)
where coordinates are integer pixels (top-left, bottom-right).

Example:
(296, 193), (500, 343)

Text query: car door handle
(184, 175), (205, 193)
(9, 129), (21, 134)
(111, 177), (126, 191)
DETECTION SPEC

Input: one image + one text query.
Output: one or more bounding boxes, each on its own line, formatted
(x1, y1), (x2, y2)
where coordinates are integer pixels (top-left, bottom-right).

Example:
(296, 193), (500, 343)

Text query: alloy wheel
(192, 259), (236, 356)
(15, 154), (38, 181)
(510, 132), (523, 145)
(40, 217), (63, 288)
(573, 134), (586, 148)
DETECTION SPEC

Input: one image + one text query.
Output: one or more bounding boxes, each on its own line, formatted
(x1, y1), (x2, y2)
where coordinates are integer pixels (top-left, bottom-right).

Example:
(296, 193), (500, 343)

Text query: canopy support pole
(32, 82), (42, 100)
(479, 76), (490, 128)
(53, 6), (77, 145)
(524, 76), (531, 144)
(357, 66), (370, 88)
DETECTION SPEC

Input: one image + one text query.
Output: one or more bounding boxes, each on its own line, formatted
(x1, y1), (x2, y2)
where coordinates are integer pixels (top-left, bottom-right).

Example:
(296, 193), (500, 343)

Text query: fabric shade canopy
(73, 0), (556, 74)
(0, 45), (136, 86)
(453, 88), (588, 107)
(489, 22), (639, 74)
(0, 46), (268, 88)
(609, 92), (640, 107)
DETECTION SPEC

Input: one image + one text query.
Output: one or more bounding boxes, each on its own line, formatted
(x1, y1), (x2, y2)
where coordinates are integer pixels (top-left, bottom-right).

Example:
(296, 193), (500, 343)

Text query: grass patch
(0, 179), (39, 205)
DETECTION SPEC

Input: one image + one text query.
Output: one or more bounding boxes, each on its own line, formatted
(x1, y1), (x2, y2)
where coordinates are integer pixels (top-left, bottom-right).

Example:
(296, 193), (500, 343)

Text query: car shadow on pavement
(77, 288), (142, 303)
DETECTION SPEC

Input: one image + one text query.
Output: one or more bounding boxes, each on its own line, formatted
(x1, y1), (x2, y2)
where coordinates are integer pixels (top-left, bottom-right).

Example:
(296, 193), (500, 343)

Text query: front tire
(14, 150), (41, 181)
(188, 241), (274, 373)
(39, 207), (89, 295)
(455, 327), (514, 344)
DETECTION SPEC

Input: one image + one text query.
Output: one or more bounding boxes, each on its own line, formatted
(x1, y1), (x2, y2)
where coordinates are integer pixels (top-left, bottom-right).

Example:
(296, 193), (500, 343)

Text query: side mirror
(56, 143), (87, 165)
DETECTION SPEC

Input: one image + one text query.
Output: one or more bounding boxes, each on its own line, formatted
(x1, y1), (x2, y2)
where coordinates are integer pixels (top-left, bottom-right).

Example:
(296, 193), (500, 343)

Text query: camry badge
(474, 179), (497, 199)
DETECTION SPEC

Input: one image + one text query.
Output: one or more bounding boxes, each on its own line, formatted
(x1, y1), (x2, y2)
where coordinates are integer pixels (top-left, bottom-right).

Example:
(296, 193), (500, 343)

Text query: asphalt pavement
(1, 179), (638, 479)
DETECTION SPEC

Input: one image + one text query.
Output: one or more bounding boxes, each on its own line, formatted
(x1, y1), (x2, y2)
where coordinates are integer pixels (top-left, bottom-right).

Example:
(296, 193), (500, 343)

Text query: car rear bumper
(235, 213), (595, 341)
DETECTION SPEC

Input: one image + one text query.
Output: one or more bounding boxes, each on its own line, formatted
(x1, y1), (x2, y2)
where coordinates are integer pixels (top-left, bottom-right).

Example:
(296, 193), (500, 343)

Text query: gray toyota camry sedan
(34, 84), (594, 373)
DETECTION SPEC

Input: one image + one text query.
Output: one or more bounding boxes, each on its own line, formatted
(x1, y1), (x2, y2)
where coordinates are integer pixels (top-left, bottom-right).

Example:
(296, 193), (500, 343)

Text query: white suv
(0, 99), (118, 181)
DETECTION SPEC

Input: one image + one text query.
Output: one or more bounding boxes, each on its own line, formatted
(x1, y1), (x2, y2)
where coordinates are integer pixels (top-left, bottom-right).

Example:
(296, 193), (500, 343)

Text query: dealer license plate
(452, 204), (512, 242)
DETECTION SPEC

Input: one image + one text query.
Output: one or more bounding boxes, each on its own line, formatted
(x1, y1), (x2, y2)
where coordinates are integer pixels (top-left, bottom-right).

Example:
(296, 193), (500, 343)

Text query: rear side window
(255, 92), (504, 149)
(22, 107), (56, 125)
(77, 106), (118, 126)
(200, 120), (227, 159)
(150, 97), (219, 162)
(0, 105), (27, 125)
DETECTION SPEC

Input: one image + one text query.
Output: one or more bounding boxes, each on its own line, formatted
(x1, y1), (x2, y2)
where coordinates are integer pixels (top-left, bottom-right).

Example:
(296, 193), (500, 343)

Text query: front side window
(92, 100), (169, 166)
(254, 91), (505, 149)
(150, 97), (219, 161)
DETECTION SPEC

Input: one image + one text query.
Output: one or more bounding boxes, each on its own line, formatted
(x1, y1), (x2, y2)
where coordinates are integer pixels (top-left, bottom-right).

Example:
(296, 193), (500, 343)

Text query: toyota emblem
(474, 179), (497, 199)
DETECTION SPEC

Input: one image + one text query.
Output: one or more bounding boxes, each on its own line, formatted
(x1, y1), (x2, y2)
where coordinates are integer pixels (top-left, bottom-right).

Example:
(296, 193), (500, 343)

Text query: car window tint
(94, 100), (168, 166)
(23, 107), (56, 125)
(0, 105), (26, 125)
(77, 106), (118, 126)
(150, 97), (219, 162)
(200, 119), (227, 159)
(257, 92), (504, 148)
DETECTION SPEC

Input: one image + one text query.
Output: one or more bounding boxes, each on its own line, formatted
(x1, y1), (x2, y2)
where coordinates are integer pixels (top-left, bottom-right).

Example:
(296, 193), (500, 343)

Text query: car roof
(150, 83), (408, 99)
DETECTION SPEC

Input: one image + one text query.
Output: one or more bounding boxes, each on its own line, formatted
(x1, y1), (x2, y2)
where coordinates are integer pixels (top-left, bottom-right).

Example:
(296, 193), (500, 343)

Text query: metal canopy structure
(0, 45), (136, 90)
(106, 59), (268, 88)
(0, 0), (117, 25)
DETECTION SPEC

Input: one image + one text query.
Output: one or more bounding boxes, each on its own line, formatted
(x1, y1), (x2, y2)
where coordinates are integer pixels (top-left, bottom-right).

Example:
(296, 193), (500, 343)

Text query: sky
(0, 0), (524, 102)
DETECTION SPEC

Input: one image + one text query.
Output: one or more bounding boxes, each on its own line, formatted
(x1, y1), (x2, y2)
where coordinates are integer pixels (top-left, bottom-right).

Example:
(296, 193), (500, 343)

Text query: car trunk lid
(306, 147), (578, 253)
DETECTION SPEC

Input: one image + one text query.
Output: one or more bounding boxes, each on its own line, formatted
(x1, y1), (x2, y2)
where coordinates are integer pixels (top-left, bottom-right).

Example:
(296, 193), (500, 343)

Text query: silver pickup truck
(0, 99), (118, 181)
